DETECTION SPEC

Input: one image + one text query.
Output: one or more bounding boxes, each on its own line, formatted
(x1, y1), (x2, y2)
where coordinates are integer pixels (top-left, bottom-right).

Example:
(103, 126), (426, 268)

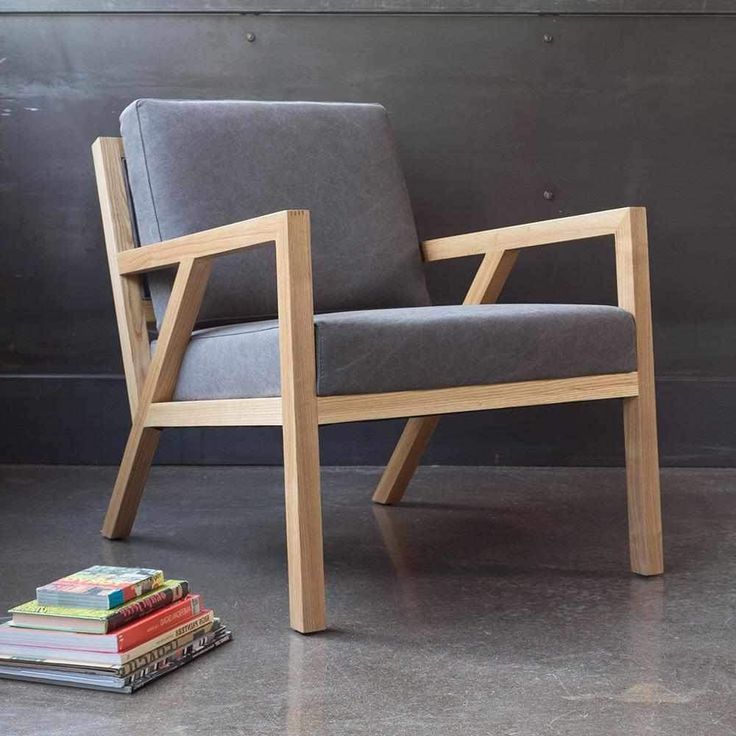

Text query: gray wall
(2, 3), (735, 466)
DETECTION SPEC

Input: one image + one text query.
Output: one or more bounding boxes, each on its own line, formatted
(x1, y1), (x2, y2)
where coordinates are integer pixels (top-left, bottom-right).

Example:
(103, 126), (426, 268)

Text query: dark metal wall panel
(2, 12), (734, 464)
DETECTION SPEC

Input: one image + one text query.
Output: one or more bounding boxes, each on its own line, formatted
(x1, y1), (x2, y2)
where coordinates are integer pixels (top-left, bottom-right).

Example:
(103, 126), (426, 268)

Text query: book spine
(108, 570), (166, 608)
(105, 581), (188, 633)
(114, 595), (202, 652)
(116, 621), (216, 677)
(118, 610), (214, 665)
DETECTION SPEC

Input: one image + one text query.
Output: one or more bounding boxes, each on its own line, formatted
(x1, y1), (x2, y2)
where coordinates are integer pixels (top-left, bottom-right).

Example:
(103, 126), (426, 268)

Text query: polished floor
(1, 465), (735, 735)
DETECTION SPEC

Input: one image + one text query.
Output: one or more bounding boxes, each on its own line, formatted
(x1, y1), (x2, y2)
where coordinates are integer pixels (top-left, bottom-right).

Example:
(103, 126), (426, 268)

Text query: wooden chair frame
(92, 136), (663, 634)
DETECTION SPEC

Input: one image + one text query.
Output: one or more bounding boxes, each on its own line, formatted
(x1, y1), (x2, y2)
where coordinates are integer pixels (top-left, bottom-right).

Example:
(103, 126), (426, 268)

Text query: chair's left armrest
(117, 210), (301, 275)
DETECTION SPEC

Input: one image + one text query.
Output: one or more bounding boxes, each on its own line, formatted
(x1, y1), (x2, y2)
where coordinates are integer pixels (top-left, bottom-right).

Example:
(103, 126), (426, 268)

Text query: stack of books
(0, 566), (231, 693)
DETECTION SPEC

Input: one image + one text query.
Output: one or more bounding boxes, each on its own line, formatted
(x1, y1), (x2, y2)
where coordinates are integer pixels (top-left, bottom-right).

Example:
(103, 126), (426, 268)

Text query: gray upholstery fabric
(120, 99), (431, 327)
(152, 304), (637, 400)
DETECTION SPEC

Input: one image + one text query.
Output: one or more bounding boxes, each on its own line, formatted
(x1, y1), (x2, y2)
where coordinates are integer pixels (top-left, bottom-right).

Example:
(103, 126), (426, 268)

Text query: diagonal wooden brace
(101, 258), (212, 539)
(372, 249), (518, 505)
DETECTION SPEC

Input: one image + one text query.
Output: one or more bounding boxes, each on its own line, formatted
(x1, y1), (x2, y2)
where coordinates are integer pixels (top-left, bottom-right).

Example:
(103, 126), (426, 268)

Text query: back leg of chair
(372, 250), (519, 506)
(101, 425), (161, 539)
(100, 259), (212, 541)
(372, 416), (440, 505)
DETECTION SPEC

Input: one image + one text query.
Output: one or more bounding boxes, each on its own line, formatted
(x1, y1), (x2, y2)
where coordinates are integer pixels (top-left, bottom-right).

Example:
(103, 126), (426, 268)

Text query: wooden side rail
(93, 136), (325, 633)
(143, 372), (639, 429)
(372, 209), (631, 505)
(376, 206), (663, 578)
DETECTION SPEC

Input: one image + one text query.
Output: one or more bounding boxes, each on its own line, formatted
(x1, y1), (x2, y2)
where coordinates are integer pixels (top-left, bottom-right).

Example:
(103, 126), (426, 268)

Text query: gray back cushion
(120, 99), (430, 327)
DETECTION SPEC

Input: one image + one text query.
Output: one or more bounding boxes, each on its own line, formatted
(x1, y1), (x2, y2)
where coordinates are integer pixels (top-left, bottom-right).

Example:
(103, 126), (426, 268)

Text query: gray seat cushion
(120, 99), (430, 328)
(153, 304), (636, 400)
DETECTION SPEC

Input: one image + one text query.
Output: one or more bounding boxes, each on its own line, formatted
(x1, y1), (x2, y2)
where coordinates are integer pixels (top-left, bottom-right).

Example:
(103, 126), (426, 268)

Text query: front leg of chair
(277, 210), (327, 633)
(619, 258), (663, 575)
(282, 410), (326, 633)
(616, 207), (663, 575)
(623, 390), (663, 575)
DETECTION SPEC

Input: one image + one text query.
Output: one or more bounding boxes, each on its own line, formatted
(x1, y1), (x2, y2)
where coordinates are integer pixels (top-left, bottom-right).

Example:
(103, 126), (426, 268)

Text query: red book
(0, 594), (203, 653)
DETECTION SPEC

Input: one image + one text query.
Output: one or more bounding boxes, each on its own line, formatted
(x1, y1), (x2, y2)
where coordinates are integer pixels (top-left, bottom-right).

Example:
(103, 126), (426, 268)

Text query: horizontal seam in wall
(5, 10), (736, 17)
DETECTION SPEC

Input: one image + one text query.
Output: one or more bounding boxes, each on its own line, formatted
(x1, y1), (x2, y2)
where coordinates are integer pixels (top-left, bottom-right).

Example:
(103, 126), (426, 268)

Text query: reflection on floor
(1, 465), (735, 735)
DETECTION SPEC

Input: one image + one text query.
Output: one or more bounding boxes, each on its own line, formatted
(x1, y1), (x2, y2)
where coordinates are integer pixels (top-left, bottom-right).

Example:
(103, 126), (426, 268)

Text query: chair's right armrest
(421, 208), (632, 262)
(116, 210), (298, 275)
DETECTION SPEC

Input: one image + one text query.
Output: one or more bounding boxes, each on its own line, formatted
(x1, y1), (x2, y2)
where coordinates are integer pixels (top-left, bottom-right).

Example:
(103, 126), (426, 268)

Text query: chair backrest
(120, 99), (431, 328)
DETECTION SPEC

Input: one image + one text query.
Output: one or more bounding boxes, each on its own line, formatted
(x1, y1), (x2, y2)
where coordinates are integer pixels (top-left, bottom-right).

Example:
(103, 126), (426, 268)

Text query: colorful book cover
(36, 566), (164, 610)
(10, 580), (188, 634)
(1, 594), (202, 653)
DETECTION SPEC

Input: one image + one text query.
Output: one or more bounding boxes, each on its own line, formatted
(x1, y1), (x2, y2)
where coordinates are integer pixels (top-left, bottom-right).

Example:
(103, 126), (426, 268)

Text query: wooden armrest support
(420, 207), (655, 471)
(420, 207), (652, 355)
(421, 207), (634, 262)
(90, 133), (317, 431)
(94, 134), (327, 628)
(117, 210), (298, 275)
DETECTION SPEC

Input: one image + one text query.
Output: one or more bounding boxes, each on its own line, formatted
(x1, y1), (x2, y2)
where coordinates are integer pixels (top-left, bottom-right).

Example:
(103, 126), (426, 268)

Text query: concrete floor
(1, 465), (735, 735)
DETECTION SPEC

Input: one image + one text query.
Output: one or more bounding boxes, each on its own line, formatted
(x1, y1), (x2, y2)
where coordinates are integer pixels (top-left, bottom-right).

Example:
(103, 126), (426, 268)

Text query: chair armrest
(421, 207), (633, 262)
(92, 134), (318, 437)
(117, 210), (298, 275)
(420, 206), (655, 408)
(109, 206), (317, 427)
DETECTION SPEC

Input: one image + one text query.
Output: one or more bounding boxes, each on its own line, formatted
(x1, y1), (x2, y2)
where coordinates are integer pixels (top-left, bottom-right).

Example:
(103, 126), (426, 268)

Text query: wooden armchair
(93, 99), (662, 634)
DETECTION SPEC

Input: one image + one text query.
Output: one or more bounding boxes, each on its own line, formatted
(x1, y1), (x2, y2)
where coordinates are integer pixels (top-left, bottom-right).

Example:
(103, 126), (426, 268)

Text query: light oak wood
(92, 138), (151, 416)
(276, 211), (327, 633)
(139, 373), (638, 429)
(319, 373), (639, 424)
(422, 207), (629, 262)
(615, 208), (664, 575)
(146, 397), (283, 427)
(142, 299), (156, 325)
(371, 416), (441, 505)
(116, 212), (287, 275)
(372, 248), (519, 504)
(102, 258), (212, 539)
(463, 249), (520, 305)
